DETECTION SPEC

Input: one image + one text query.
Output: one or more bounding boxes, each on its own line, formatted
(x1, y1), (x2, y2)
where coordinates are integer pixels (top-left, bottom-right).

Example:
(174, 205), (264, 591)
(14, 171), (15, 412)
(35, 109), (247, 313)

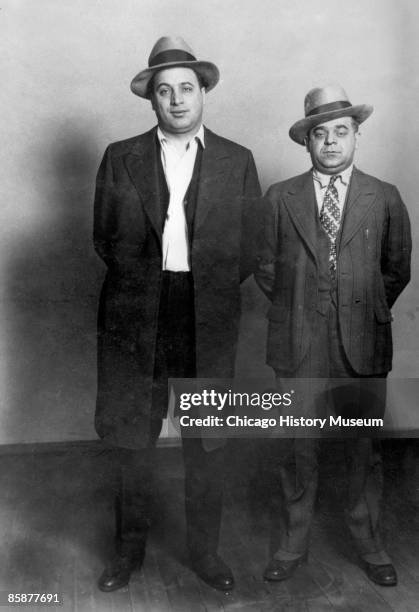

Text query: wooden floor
(0, 439), (418, 611)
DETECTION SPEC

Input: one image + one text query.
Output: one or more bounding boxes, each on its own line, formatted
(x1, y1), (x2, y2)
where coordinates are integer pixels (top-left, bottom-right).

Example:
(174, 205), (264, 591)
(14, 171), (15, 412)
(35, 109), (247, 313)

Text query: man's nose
(171, 88), (183, 105)
(324, 131), (337, 145)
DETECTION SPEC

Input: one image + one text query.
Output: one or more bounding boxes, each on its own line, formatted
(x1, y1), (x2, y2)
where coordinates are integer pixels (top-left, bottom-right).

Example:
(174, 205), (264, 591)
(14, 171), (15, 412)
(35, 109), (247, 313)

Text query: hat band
(306, 100), (352, 117)
(149, 49), (197, 67)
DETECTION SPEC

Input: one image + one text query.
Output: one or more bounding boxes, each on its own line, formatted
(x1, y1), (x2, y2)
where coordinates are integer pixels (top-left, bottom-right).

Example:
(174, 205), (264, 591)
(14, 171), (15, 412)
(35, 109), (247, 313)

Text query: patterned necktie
(320, 174), (341, 273)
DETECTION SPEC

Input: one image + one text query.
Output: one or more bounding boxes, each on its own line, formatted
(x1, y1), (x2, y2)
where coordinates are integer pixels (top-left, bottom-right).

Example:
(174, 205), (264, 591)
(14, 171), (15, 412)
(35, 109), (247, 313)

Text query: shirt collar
(157, 125), (205, 150)
(312, 164), (353, 188)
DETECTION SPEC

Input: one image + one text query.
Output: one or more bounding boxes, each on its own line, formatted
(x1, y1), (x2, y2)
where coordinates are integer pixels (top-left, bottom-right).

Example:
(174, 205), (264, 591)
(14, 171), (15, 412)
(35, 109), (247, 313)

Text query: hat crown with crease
(131, 36), (219, 99)
(289, 83), (373, 145)
(148, 36), (196, 66)
(304, 84), (352, 116)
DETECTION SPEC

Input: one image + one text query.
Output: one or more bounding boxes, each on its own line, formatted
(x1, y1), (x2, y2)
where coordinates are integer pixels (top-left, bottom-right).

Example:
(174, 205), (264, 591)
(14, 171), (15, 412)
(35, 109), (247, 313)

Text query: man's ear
(201, 88), (206, 106)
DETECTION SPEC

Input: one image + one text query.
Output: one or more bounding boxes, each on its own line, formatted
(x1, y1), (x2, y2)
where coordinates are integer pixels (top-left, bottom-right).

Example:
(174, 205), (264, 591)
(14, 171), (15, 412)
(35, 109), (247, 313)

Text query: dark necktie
(320, 174), (341, 272)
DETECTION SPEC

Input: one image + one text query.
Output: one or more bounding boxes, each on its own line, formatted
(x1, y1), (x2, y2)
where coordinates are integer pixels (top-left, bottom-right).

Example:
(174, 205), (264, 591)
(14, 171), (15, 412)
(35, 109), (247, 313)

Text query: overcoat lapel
(194, 128), (232, 233)
(340, 168), (377, 249)
(123, 127), (239, 241)
(283, 172), (318, 260)
(124, 129), (163, 245)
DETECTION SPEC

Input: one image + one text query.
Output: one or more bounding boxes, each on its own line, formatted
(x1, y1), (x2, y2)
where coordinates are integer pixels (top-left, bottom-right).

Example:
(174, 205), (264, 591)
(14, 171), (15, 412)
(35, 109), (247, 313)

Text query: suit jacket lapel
(194, 127), (232, 233)
(283, 172), (318, 260)
(124, 128), (163, 245)
(340, 167), (377, 249)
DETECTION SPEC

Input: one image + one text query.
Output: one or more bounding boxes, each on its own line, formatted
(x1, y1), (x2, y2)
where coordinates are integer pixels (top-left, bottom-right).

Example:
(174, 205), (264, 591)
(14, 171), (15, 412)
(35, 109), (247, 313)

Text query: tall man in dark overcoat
(256, 84), (411, 587)
(93, 36), (261, 592)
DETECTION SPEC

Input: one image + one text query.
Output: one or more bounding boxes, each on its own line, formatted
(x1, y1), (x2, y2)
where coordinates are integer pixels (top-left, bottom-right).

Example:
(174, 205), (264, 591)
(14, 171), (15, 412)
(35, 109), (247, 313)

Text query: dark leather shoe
(98, 555), (141, 592)
(191, 553), (234, 591)
(263, 553), (307, 581)
(364, 561), (397, 587)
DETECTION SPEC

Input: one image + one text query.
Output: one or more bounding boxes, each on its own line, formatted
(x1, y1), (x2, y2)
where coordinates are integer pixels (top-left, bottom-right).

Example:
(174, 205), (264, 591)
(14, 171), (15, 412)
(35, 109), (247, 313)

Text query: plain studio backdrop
(1, 0), (418, 444)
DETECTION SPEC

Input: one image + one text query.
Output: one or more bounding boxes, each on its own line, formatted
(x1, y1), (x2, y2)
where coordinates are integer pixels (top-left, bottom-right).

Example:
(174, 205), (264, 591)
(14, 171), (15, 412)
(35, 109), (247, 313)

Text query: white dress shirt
(158, 125), (205, 271)
(312, 164), (353, 215)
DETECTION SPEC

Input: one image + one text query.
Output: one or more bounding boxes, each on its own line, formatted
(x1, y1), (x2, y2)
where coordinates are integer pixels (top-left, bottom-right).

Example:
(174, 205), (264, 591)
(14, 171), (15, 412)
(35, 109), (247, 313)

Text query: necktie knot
(328, 174), (340, 188)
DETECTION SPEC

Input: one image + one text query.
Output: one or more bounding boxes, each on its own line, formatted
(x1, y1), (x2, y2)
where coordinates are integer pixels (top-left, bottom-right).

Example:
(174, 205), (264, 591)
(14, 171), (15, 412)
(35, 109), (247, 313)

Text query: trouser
(272, 300), (389, 563)
(114, 271), (225, 560)
(270, 437), (385, 560)
(115, 430), (225, 560)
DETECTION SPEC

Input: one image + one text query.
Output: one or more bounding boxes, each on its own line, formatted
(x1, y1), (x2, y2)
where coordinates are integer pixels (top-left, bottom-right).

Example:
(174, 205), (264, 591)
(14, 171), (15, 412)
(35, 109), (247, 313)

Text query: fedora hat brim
(131, 60), (219, 98)
(289, 104), (374, 145)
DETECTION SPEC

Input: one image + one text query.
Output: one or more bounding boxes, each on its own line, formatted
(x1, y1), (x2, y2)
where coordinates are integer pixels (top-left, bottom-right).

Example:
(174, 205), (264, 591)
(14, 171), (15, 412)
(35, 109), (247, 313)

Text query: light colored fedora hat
(131, 36), (220, 99)
(289, 84), (373, 145)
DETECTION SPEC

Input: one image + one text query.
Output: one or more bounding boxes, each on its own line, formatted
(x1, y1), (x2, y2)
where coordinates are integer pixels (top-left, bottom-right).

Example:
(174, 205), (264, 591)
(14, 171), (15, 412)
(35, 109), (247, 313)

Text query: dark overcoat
(93, 126), (261, 448)
(260, 168), (411, 375)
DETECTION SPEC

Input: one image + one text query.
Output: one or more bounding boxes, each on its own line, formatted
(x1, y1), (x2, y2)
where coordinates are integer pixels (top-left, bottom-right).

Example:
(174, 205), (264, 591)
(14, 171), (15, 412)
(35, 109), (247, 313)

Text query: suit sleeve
(93, 146), (116, 268)
(243, 150), (262, 198)
(381, 185), (412, 308)
(253, 186), (279, 300)
(239, 151), (263, 281)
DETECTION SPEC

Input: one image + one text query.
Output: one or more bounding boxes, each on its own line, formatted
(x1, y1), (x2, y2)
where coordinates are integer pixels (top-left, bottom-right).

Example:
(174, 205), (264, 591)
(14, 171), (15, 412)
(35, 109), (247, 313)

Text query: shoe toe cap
(366, 563), (398, 587)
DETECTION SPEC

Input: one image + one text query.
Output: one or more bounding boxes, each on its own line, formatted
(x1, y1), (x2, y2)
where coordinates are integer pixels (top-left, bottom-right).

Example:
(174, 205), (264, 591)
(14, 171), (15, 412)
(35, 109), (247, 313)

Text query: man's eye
(337, 130), (348, 137)
(158, 88), (169, 96)
(183, 86), (193, 93)
(313, 132), (326, 139)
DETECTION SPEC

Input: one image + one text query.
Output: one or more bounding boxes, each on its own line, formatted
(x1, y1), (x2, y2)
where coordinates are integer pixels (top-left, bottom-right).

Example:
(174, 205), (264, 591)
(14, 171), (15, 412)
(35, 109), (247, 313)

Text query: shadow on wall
(4, 121), (105, 444)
